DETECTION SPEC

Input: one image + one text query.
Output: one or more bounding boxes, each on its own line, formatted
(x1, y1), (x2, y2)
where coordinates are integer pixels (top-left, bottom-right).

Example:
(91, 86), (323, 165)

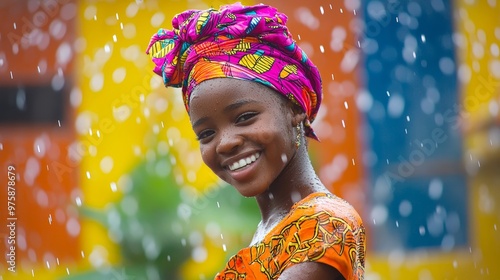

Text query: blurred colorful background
(1, 0), (499, 279)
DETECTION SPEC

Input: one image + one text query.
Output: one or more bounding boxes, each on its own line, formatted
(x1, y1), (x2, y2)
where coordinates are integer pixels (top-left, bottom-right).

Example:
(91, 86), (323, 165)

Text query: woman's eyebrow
(192, 117), (208, 129)
(223, 99), (257, 113)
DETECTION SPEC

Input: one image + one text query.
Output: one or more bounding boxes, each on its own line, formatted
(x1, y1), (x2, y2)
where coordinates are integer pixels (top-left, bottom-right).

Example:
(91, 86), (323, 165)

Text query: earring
(295, 124), (301, 148)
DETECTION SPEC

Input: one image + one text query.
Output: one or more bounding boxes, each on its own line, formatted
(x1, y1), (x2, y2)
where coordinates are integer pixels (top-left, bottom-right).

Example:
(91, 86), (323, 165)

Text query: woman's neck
(254, 146), (328, 230)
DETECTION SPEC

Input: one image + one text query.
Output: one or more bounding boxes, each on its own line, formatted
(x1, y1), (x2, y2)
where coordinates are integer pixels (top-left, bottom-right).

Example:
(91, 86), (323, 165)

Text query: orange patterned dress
(215, 192), (366, 280)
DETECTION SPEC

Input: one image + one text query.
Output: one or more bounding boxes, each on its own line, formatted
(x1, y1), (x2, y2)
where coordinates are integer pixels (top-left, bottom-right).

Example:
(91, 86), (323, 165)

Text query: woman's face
(189, 78), (298, 197)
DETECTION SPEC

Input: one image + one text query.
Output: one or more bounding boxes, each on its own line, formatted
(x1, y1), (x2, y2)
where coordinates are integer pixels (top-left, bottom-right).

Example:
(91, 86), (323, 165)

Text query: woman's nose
(215, 129), (243, 154)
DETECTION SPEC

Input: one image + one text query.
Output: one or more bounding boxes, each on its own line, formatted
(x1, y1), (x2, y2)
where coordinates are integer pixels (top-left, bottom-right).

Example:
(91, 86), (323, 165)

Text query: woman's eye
(197, 130), (214, 141)
(236, 112), (257, 123)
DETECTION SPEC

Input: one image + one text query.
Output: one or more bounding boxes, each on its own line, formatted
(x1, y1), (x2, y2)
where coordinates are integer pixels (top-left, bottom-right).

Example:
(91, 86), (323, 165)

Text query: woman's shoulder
(290, 192), (364, 228)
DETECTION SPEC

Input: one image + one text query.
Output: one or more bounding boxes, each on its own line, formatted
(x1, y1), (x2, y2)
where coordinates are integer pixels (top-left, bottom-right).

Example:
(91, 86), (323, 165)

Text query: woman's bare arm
(278, 262), (346, 280)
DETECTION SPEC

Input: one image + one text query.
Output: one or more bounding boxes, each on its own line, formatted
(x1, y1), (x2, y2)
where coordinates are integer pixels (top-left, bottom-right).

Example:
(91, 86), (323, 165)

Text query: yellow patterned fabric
(215, 193), (366, 279)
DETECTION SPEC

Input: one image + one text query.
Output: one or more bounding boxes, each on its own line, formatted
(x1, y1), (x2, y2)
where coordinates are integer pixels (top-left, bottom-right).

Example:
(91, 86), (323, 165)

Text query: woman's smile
(226, 152), (260, 171)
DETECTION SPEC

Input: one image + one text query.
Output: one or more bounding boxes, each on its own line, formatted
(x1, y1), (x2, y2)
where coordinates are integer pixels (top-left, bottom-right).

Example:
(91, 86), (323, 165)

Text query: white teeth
(228, 153), (260, 171)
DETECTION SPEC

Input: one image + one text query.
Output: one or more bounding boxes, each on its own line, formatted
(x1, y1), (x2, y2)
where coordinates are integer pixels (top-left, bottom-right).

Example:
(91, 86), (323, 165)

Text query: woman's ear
(290, 104), (307, 127)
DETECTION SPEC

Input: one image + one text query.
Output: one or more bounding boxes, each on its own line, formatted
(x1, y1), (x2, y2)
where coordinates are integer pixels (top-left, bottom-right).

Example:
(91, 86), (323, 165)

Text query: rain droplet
(344, 101), (349, 109)
(110, 182), (117, 192)
(406, 115), (410, 122)
(494, 224), (497, 231)
(386, 91), (391, 97)
(319, 45), (325, 53)
(319, 6), (324, 14)
(86, 171), (91, 179)
(58, 120), (61, 127)
(341, 119), (346, 128)
(48, 214), (52, 225)
(281, 153), (288, 163)
(216, 201), (220, 208)
(340, 8), (343, 13)
(331, 74), (335, 80)
(421, 34), (426, 43)
(66, 268), (70, 275)
(46, 261), (50, 269)
(13, 22), (17, 29)
(352, 159), (355, 165)
(329, 4), (332, 9)
(120, 22), (124, 29)
(76, 197), (82, 206)
(56, 258), (60, 265)
(396, 16), (399, 22)
(222, 244), (227, 252)
(396, 221), (399, 227)
(220, 234), (224, 240)
(116, 13), (119, 20)
(94, 15), (97, 21)
(10, 71), (13, 79)
(419, 226), (426, 235)
(81, 250), (85, 258)
(113, 34), (117, 42)
(104, 44), (110, 53)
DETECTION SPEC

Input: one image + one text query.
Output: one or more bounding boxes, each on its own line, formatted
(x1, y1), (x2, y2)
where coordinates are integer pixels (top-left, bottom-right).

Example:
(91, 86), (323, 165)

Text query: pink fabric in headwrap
(146, 3), (322, 139)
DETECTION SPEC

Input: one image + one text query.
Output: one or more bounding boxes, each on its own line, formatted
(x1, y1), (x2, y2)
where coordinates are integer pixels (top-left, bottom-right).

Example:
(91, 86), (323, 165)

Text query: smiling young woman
(146, 3), (365, 279)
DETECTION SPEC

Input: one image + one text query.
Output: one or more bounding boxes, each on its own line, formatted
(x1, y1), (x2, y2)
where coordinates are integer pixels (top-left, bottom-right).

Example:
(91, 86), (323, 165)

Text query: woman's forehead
(189, 78), (288, 113)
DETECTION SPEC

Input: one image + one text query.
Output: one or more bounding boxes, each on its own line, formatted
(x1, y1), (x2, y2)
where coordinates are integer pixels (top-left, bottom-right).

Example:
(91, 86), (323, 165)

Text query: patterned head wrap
(146, 3), (322, 140)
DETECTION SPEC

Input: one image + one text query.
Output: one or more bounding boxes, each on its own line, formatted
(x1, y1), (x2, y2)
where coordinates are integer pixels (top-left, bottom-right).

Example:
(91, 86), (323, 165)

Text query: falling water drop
(319, 6), (324, 15)
(216, 201), (220, 208)
(58, 120), (61, 127)
(110, 182), (117, 192)
(386, 91), (391, 97)
(421, 34), (426, 43)
(48, 214), (53, 225)
(113, 34), (117, 42)
(76, 197), (82, 206)
(406, 115), (411, 122)
(86, 171), (91, 179)
(81, 250), (85, 258)
(116, 13), (119, 20)
(10, 71), (13, 79)
(13, 22), (17, 29)
(344, 101), (349, 109)
(319, 45), (325, 53)
(222, 244), (227, 252)
(342, 120), (346, 128)
(340, 8), (343, 13)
